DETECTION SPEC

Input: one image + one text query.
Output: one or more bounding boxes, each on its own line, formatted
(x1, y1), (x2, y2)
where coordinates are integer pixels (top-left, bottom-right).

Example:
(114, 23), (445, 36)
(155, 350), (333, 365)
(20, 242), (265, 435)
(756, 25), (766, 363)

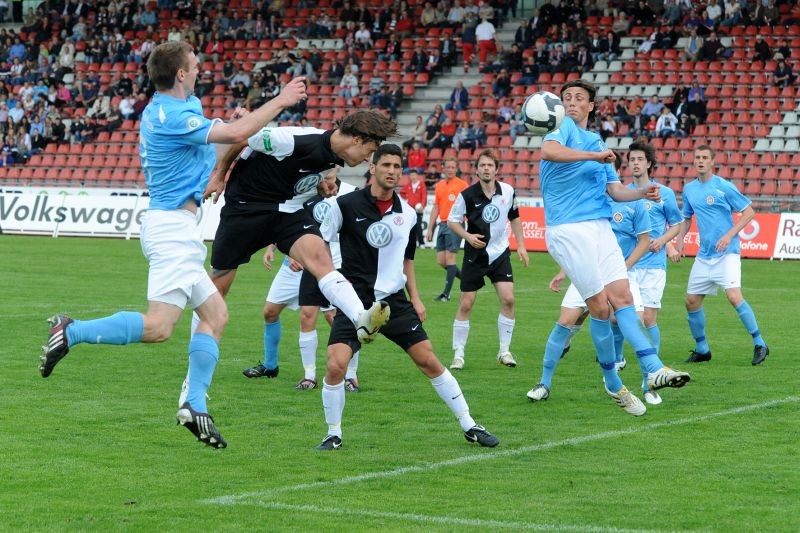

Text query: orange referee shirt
(434, 177), (468, 221)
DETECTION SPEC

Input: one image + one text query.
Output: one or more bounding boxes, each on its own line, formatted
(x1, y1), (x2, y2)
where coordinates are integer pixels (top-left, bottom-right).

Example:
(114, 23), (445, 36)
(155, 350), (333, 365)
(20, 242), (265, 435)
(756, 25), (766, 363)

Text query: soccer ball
(522, 91), (565, 135)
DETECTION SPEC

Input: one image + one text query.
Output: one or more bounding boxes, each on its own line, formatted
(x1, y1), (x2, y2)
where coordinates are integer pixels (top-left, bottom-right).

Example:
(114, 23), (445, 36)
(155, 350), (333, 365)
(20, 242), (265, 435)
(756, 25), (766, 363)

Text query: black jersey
(320, 187), (417, 300)
(448, 180), (519, 264)
(225, 127), (343, 212)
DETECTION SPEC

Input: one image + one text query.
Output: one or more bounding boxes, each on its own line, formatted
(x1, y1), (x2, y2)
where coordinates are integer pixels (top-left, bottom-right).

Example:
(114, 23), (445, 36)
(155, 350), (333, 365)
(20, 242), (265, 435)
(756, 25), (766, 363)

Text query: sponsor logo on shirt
(482, 204), (500, 223)
(366, 221), (393, 248)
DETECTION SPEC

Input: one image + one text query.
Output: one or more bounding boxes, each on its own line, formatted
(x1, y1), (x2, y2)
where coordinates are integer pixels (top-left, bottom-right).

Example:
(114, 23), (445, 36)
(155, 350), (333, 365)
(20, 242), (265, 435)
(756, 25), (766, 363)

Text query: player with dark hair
(676, 145), (769, 365)
(199, 110), (399, 378)
(39, 41), (307, 448)
(447, 149), (529, 370)
(315, 143), (499, 450)
(525, 79), (690, 415)
(425, 156), (468, 302)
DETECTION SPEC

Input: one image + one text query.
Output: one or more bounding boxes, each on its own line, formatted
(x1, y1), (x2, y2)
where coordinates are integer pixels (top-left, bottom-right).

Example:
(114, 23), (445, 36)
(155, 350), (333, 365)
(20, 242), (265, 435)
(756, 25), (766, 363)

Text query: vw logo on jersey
(294, 173), (322, 195)
(366, 221), (393, 248)
(482, 203), (501, 223)
(312, 201), (330, 224)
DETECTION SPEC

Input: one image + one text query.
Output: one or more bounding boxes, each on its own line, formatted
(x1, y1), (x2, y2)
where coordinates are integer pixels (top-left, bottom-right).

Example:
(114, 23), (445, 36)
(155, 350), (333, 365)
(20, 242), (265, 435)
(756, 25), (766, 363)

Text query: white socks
(498, 313), (515, 353)
(298, 330), (317, 380)
(452, 319), (470, 357)
(322, 379), (345, 437)
(430, 368), (475, 431)
(346, 351), (360, 380)
(318, 271), (363, 323)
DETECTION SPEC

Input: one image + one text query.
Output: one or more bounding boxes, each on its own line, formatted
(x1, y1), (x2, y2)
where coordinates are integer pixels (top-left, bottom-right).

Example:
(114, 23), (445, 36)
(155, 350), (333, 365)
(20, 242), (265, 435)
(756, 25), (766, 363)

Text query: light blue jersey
(682, 175), (751, 259)
(139, 93), (220, 210)
(539, 116), (619, 226)
(608, 197), (651, 260)
(628, 181), (683, 270)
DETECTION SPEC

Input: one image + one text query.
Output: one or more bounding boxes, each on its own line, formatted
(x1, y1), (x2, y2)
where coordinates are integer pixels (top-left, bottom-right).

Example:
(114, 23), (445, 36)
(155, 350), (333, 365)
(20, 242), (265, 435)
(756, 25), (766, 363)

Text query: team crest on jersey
(294, 173), (323, 194)
(613, 211), (624, 223)
(366, 221), (393, 248)
(186, 117), (201, 130)
(706, 195), (715, 205)
(645, 201), (652, 210)
(448, 193), (456, 201)
(393, 215), (404, 225)
(312, 201), (330, 223)
(482, 204), (500, 223)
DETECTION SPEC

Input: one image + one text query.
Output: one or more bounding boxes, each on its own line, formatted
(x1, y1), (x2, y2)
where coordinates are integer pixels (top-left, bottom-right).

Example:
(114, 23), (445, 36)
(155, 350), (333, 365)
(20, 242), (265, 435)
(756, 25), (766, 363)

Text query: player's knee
(263, 304), (281, 322)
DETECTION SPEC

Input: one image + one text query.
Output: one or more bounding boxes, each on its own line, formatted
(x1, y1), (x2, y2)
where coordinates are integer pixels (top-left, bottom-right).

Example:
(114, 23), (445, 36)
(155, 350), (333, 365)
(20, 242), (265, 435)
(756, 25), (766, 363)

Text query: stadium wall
(1, 189), (798, 260)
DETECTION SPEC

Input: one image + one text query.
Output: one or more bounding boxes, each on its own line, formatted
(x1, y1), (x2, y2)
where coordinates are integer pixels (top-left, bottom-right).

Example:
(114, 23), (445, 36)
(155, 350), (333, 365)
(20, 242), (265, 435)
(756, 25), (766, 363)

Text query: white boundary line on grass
(241, 501), (673, 533)
(205, 396), (798, 507)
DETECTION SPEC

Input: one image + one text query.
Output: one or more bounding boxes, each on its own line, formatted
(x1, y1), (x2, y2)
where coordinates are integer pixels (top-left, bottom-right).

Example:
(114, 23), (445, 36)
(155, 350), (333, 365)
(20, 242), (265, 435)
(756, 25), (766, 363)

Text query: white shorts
(140, 209), (217, 309)
(546, 219), (628, 301)
(266, 261), (302, 310)
(687, 253), (741, 296)
(562, 272), (643, 312)
(630, 268), (667, 308)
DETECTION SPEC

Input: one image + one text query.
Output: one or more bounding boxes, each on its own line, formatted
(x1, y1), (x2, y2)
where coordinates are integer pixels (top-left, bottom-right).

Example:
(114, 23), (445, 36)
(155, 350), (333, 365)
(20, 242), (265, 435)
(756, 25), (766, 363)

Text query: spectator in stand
(661, 0), (682, 25)
(641, 95), (664, 118)
(655, 106), (679, 138)
(492, 68), (511, 98)
(516, 55), (539, 86)
(408, 44), (428, 74)
(325, 60), (344, 85)
(400, 168), (428, 248)
(338, 65), (360, 105)
(395, 9), (413, 39)
(497, 99), (515, 124)
(475, 15), (496, 69)
(421, 1), (437, 27)
(687, 80), (705, 102)
(509, 104), (526, 142)
(426, 48), (443, 76)
(448, 0), (466, 27)
(428, 103), (447, 127)
(407, 140), (427, 172)
(354, 22), (372, 50)
(642, 114), (657, 138)
(439, 34), (456, 69)
(386, 83), (402, 120)
(686, 91), (708, 125)
(777, 39), (792, 62)
(597, 96), (614, 118)
(446, 80), (469, 111)
(467, 120), (486, 147)
(704, 0), (723, 26)
(719, 0), (742, 27)
(771, 58), (796, 88)
(289, 57), (317, 82)
(599, 114), (616, 140)
(422, 116), (440, 148)
(514, 18), (534, 49)
(681, 27), (703, 61)
(195, 69), (215, 97)
(433, 115), (457, 149)
(461, 20), (477, 72)
(503, 42), (523, 72)
(382, 34), (402, 62)
(698, 32), (728, 61)
(753, 34), (771, 64)
(404, 115), (427, 149)
(453, 119), (471, 150)
(230, 66), (251, 89)
(575, 44), (593, 73)
(119, 94), (137, 120)
(611, 11), (630, 36)
(755, 0), (781, 27)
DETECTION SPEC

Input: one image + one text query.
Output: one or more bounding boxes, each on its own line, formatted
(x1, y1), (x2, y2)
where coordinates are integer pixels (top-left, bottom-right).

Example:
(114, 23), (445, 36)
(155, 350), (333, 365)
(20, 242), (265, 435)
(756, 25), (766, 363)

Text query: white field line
(238, 501), (690, 533)
(205, 396), (798, 507)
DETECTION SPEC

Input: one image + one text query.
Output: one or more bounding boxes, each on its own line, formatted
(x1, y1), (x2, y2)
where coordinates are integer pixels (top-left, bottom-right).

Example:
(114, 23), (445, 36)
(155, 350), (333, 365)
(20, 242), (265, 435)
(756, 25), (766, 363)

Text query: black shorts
(211, 204), (321, 270)
(460, 248), (514, 292)
(328, 290), (428, 353)
(298, 269), (330, 308)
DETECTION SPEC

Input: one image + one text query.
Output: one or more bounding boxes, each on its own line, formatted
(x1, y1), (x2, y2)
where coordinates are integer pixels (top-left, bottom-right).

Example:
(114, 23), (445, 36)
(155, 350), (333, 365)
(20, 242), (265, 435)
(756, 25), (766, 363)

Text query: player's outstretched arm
(509, 218), (529, 267)
(207, 76), (307, 145)
(716, 204), (754, 253)
(607, 181), (661, 203)
(541, 140), (616, 163)
(404, 258), (426, 322)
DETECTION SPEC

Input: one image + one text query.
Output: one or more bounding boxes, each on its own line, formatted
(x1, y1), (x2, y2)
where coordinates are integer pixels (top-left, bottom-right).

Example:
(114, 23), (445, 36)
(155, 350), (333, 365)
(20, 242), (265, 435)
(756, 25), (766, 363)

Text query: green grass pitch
(1, 235), (797, 531)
